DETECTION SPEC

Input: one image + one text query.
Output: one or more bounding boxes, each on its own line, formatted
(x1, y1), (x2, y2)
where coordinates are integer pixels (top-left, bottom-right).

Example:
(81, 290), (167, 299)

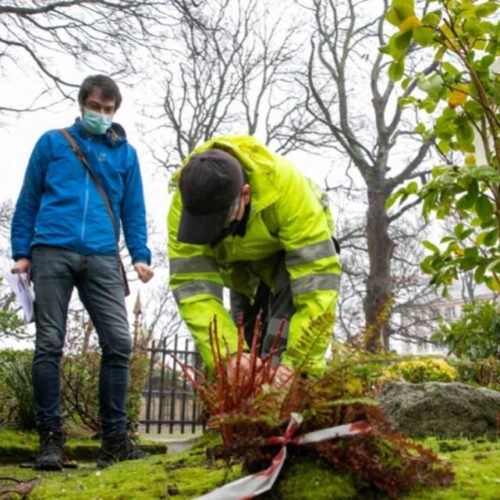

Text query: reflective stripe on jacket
(167, 135), (341, 375)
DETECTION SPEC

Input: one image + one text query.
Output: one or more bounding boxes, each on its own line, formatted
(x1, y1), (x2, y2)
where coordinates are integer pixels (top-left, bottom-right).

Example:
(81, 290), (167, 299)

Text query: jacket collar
(71, 117), (127, 147)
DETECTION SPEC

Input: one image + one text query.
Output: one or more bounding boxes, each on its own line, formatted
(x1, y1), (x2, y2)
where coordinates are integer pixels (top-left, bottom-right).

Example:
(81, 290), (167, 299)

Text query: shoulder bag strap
(60, 128), (119, 240)
(60, 128), (130, 296)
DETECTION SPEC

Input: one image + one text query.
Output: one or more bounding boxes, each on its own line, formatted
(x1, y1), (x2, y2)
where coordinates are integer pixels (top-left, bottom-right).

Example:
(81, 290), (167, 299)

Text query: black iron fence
(140, 335), (206, 434)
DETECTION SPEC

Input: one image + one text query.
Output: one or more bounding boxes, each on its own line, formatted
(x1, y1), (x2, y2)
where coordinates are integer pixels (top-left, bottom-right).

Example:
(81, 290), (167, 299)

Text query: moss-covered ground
(0, 430), (498, 499)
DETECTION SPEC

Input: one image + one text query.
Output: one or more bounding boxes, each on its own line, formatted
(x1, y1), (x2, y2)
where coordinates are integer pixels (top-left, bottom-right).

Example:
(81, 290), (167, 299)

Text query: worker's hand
(11, 258), (31, 276)
(134, 262), (154, 283)
(227, 352), (262, 384)
(273, 365), (294, 389)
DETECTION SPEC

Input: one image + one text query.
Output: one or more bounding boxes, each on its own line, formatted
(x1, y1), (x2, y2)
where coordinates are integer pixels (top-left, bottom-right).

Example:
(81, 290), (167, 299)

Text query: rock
(378, 382), (500, 439)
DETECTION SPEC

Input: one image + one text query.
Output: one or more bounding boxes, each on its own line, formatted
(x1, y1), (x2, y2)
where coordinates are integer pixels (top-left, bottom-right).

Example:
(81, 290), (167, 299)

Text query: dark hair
(78, 75), (122, 110)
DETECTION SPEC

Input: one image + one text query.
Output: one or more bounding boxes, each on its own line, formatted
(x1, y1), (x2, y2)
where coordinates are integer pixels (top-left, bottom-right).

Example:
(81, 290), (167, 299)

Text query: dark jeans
(230, 252), (295, 367)
(31, 246), (131, 438)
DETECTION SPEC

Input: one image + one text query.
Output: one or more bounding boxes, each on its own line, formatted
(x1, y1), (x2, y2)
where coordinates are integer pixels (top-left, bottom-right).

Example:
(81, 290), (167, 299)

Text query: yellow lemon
(400, 15), (422, 33)
(448, 83), (469, 108)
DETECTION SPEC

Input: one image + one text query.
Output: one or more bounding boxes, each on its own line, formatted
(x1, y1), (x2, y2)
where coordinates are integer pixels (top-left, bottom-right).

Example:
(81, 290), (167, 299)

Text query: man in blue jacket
(10, 75), (153, 470)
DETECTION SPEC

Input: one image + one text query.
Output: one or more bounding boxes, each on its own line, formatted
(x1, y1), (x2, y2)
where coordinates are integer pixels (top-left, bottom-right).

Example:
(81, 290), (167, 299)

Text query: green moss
(1, 433), (499, 499)
(29, 446), (242, 500)
(276, 459), (357, 499)
(0, 429), (38, 463)
(405, 438), (500, 499)
(0, 429), (166, 463)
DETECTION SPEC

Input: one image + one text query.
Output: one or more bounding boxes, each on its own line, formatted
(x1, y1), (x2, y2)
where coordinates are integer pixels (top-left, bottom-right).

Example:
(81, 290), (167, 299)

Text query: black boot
(97, 432), (149, 469)
(35, 430), (65, 471)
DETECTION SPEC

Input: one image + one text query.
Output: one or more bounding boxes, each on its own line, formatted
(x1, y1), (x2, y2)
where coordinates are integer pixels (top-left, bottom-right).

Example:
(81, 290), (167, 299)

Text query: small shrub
(0, 350), (36, 430)
(127, 346), (150, 434)
(431, 300), (500, 360)
(396, 358), (457, 383)
(449, 358), (500, 390)
(0, 347), (148, 435)
(61, 348), (149, 436)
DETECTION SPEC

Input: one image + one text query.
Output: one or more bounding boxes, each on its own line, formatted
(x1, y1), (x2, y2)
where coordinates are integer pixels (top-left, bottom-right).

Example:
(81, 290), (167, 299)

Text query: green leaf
(454, 225), (474, 242)
(418, 97), (438, 113)
(483, 229), (498, 246)
(385, 187), (408, 209)
(385, 0), (416, 27)
(435, 109), (457, 140)
(401, 76), (412, 89)
(464, 19), (489, 37)
(485, 38), (498, 55)
(456, 121), (475, 147)
(463, 100), (485, 121)
(456, 179), (479, 211)
(474, 262), (487, 283)
(485, 276), (500, 292)
(387, 33), (407, 60)
(441, 62), (460, 76)
(457, 4), (477, 20)
(407, 181), (419, 194)
(475, 195), (494, 221)
(434, 46), (446, 61)
(460, 256), (478, 271)
(473, 39), (487, 50)
(464, 246), (479, 259)
(415, 122), (426, 133)
(398, 96), (416, 106)
(486, 258), (500, 273)
(454, 222), (466, 238)
(437, 139), (451, 154)
(379, 44), (391, 55)
(394, 29), (413, 50)
(413, 26), (435, 46)
(476, 2), (499, 17)
(478, 54), (495, 71)
(422, 240), (440, 253)
(417, 73), (444, 99)
(389, 59), (405, 81)
(422, 10), (442, 26)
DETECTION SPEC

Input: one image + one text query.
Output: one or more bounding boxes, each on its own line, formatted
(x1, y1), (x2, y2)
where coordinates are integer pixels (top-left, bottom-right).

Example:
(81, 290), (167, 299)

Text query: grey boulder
(378, 382), (500, 438)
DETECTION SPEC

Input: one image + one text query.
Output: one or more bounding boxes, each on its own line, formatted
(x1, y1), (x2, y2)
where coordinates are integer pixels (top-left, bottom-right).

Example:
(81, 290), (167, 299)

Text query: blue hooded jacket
(11, 118), (151, 265)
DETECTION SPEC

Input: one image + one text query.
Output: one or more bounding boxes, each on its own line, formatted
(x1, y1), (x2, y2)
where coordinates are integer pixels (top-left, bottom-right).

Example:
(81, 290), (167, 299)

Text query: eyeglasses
(84, 99), (116, 115)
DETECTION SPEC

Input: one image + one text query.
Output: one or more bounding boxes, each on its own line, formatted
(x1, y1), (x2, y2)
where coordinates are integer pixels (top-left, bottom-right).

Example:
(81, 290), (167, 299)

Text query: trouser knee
(101, 336), (132, 367)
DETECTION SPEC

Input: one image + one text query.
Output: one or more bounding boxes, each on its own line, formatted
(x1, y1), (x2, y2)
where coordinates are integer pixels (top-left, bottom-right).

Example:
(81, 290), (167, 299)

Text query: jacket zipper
(80, 168), (90, 243)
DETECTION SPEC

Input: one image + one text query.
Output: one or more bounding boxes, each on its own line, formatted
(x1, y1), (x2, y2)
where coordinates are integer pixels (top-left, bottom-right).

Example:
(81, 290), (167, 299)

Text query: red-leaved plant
(174, 314), (454, 499)
(173, 314), (294, 448)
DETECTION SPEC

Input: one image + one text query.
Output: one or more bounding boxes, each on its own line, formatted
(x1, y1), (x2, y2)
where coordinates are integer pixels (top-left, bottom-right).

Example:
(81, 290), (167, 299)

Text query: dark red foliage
(175, 317), (454, 498)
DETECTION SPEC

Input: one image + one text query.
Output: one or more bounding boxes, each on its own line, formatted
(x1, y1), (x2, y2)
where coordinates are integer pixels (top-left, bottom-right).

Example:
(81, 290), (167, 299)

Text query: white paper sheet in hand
(5, 273), (34, 324)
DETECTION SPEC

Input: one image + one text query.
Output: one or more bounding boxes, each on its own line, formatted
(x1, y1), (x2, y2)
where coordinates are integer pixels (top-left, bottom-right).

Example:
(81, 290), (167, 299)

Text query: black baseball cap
(177, 149), (245, 244)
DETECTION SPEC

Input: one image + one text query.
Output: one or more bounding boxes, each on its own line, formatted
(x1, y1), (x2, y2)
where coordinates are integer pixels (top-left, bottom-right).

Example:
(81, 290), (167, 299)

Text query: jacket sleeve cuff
(131, 249), (151, 266)
(13, 254), (31, 261)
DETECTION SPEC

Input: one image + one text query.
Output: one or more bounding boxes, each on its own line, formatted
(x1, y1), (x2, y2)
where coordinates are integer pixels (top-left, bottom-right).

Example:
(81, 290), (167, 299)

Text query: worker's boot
(35, 430), (65, 470)
(97, 432), (149, 469)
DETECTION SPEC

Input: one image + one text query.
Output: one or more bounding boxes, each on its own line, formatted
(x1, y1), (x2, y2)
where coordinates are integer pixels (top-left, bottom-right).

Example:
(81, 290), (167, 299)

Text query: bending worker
(167, 135), (341, 377)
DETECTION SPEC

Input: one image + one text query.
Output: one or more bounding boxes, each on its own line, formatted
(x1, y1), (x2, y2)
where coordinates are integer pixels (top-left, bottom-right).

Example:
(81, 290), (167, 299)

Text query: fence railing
(140, 335), (206, 435)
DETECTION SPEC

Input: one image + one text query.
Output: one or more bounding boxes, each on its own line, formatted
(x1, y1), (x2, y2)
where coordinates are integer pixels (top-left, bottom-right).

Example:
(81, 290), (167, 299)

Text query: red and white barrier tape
(196, 413), (372, 500)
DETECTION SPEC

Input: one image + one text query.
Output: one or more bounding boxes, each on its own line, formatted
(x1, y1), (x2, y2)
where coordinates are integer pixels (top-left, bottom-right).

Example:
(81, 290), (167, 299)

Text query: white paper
(5, 273), (34, 324)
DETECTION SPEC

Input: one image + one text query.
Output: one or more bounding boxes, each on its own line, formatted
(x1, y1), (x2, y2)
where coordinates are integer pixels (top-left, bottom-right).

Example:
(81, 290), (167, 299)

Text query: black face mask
(209, 202), (251, 248)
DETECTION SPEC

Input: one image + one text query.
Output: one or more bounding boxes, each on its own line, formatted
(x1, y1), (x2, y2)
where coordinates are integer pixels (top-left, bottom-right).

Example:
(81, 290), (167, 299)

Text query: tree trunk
(364, 188), (394, 351)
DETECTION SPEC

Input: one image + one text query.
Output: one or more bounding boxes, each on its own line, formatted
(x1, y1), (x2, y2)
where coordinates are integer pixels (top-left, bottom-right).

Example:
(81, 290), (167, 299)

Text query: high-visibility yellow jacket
(167, 135), (341, 375)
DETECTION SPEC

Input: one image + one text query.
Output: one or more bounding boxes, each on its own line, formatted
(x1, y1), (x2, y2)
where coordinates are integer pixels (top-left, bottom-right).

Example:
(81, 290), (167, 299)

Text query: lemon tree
(384, 0), (500, 294)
